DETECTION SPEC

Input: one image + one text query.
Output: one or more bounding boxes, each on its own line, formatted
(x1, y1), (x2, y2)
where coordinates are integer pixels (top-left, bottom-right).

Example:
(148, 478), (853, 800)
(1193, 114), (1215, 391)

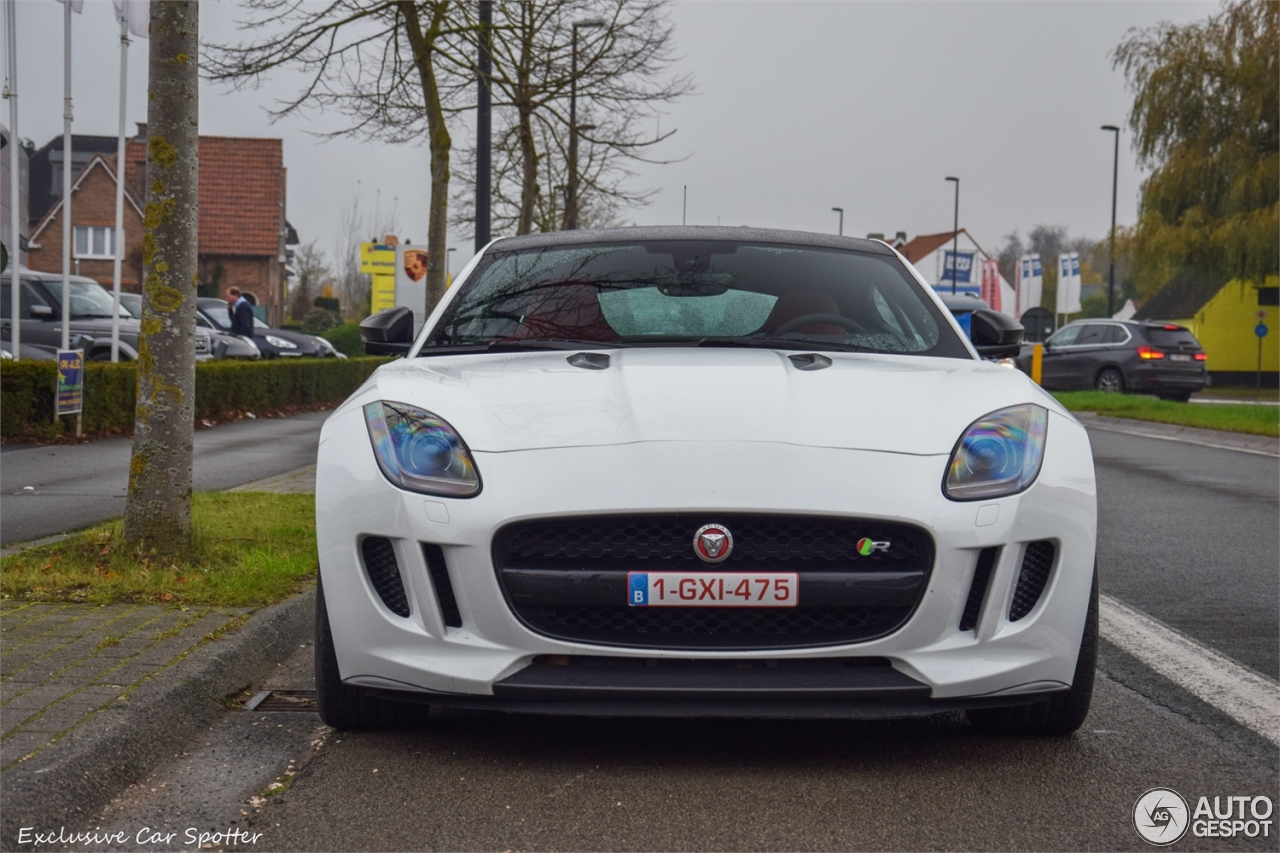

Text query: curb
(1074, 413), (1279, 457)
(0, 587), (315, 842)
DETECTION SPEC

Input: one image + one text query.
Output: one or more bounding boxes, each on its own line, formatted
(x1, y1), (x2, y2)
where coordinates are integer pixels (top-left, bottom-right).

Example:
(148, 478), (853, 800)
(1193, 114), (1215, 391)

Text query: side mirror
(970, 308), (1024, 359)
(29, 304), (53, 319)
(360, 306), (414, 356)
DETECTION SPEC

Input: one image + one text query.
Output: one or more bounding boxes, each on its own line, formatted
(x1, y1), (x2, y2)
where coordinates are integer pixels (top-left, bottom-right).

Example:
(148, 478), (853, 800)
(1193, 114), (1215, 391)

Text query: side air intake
(1010, 541), (1056, 622)
(959, 547), (999, 631)
(423, 544), (463, 628)
(360, 537), (411, 618)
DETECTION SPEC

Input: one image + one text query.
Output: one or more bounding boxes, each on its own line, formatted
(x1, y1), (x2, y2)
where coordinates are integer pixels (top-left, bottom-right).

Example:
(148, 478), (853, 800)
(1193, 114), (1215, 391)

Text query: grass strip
(1054, 391), (1279, 437)
(1, 492), (317, 606)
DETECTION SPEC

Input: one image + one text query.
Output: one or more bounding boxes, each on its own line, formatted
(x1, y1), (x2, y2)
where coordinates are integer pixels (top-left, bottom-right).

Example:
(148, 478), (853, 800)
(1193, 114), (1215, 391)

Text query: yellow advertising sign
(360, 242), (396, 275)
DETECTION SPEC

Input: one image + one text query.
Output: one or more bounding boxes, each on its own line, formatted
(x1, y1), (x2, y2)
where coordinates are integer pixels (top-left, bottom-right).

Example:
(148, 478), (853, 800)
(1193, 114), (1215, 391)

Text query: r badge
(857, 538), (890, 556)
(693, 524), (734, 564)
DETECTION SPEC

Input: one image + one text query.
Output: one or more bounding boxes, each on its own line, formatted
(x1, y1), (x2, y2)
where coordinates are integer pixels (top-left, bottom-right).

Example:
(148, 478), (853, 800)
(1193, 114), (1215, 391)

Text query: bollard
(1031, 343), (1044, 385)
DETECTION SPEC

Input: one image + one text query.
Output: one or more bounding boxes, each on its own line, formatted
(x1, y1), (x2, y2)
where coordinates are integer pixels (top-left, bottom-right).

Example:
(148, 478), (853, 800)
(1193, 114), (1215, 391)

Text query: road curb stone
(0, 587), (315, 845)
(1075, 412), (1279, 456)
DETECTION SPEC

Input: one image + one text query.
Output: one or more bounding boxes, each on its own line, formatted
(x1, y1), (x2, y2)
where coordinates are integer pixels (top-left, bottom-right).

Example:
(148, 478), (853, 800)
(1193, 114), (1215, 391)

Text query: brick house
(27, 127), (291, 325)
(26, 152), (146, 289)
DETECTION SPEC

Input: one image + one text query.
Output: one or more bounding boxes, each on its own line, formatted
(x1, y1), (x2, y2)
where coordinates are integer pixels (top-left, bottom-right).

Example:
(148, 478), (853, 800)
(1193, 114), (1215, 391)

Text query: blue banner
(942, 251), (975, 284)
(56, 349), (84, 416)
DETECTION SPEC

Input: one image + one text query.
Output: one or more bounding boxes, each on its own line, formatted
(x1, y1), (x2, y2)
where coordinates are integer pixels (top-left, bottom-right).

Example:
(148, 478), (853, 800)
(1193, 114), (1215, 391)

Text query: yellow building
(1134, 274), (1278, 387)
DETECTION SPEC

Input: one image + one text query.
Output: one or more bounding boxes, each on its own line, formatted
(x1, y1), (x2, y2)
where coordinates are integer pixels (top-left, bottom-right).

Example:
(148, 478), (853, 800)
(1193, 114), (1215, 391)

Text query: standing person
(227, 287), (255, 339)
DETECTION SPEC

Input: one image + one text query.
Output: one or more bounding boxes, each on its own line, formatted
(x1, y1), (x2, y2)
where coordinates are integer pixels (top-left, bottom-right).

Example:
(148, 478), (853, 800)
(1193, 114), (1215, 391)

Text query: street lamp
(831, 207), (843, 236)
(566, 18), (605, 230)
(1101, 125), (1120, 318)
(945, 176), (959, 294)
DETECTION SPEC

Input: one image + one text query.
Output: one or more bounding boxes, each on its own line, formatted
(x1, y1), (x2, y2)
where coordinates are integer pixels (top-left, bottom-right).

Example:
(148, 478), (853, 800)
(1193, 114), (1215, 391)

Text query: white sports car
(315, 227), (1097, 735)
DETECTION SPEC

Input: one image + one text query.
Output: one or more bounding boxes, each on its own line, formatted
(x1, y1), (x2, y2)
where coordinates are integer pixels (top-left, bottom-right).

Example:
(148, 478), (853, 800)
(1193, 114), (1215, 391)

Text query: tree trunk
(122, 1), (199, 553)
(514, 5), (538, 235)
(400, 1), (451, 319)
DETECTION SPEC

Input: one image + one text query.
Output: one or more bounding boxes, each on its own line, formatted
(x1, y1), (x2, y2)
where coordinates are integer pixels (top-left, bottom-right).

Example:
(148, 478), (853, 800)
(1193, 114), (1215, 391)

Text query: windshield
(46, 280), (130, 318)
(427, 241), (968, 358)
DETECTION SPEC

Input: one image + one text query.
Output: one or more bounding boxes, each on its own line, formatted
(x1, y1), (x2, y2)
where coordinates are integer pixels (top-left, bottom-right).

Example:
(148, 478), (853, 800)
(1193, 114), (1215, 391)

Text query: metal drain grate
(244, 689), (317, 712)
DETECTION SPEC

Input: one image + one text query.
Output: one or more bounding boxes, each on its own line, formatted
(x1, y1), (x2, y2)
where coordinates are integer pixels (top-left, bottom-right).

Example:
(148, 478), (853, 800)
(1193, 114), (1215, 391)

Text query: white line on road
(1100, 593), (1280, 745)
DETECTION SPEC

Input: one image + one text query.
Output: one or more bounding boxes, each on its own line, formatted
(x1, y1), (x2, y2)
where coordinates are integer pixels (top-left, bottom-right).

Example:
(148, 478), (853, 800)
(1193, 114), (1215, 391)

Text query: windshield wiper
(418, 339), (620, 356)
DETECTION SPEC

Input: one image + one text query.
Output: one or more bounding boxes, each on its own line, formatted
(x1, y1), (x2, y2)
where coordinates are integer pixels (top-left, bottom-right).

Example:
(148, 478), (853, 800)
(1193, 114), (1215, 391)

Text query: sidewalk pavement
(0, 465), (319, 839)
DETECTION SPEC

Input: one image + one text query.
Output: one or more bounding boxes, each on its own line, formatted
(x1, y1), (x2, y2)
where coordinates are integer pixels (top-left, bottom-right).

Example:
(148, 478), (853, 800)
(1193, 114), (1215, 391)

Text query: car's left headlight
(265, 335), (298, 349)
(944, 404), (1047, 500)
(363, 401), (481, 497)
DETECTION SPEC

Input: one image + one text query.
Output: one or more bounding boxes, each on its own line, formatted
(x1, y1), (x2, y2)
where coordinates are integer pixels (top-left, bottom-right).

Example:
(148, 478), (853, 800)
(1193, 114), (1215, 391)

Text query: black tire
(966, 568), (1098, 736)
(1158, 392), (1192, 403)
(1094, 368), (1124, 393)
(315, 574), (426, 730)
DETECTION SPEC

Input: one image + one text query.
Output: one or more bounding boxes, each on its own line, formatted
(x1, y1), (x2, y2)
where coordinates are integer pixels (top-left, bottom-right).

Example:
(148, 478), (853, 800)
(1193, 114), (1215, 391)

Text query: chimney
(134, 122), (147, 141)
(894, 231), (908, 246)
(866, 232), (885, 241)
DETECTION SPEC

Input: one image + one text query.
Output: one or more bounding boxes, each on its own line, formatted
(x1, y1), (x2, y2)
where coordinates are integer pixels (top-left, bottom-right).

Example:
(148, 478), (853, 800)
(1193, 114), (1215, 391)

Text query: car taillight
(1163, 324), (1179, 330)
(1194, 352), (1207, 361)
(1137, 345), (1165, 359)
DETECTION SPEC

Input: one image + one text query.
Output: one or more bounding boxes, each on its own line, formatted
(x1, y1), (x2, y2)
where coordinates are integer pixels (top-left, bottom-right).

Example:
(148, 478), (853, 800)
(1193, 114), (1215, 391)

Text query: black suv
(1016, 319), (1207, 401)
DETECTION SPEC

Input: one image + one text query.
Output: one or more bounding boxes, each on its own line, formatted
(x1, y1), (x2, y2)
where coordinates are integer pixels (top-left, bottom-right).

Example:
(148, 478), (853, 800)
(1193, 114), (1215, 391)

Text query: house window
(74, 226), (117, 260)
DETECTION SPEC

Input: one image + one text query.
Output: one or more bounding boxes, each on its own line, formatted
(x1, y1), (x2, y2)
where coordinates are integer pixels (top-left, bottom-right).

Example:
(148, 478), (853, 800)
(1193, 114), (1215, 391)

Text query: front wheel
(315, 574), (426, 730)
(966, 567), (1098, 736)
(1095, 368), (1124, 393)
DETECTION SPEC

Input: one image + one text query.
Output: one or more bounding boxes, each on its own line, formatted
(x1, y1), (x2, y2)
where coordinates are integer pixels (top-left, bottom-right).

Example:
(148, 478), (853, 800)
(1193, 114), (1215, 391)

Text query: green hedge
(322, 323), (366, 357)
(1, 357), (389, 440)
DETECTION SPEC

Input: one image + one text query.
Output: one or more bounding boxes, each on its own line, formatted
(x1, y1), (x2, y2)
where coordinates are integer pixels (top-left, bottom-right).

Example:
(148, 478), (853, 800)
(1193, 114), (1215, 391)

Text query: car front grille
(493, 514), (934, 650)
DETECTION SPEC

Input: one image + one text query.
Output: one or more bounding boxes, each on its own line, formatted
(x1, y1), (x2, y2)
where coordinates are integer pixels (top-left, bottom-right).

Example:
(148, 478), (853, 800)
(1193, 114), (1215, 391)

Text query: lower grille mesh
(521, 605), (909, 650)
(1010, 541), (1055, 622)
(361, 537), (410, 618)
(960, 547), (999, 631)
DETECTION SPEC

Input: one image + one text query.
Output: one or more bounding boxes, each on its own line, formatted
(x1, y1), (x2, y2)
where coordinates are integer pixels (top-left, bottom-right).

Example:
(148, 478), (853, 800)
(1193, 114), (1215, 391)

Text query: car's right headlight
(265, 335), (298, 349)
(363, 401), (481, 497)
(944, 404), (1047, 500)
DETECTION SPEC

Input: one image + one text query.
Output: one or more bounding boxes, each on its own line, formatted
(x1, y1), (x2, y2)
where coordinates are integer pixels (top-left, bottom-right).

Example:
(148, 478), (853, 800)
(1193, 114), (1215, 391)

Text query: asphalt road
(0, 412), (329, 545)
(71, 421), (1279, 852)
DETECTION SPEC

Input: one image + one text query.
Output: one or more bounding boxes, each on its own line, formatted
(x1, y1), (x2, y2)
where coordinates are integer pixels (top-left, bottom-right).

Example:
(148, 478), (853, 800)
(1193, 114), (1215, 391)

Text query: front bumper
(316, 406), (1097, 713)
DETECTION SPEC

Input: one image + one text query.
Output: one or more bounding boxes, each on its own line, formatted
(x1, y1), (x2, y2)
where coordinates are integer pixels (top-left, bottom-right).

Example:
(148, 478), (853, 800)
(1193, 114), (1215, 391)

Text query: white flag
(54, 0), (84, 11)
(113, 0), (149, 38)
(1056, 252), (1082, 315)
(1017, 253), (1042, 317)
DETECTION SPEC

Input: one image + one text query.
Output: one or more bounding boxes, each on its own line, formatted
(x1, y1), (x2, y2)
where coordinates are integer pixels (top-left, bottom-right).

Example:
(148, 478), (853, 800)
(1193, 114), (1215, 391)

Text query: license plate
(627, 572), (798, 607)
(1170, 353), (1191, 361)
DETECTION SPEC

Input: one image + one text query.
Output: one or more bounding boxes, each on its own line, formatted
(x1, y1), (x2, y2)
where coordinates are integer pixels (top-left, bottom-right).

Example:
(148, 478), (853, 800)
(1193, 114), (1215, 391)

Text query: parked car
(1015, 319), (1208, 401)
(120, 293), (260, 360)
(1, 270), (212, 361)
(319, 226), (1099, 736)
(195, 297), (343, 359)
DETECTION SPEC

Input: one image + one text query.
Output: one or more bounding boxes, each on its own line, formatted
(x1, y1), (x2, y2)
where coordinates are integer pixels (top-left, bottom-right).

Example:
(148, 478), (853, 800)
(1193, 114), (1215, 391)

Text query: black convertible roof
(489, 225), (897, 256)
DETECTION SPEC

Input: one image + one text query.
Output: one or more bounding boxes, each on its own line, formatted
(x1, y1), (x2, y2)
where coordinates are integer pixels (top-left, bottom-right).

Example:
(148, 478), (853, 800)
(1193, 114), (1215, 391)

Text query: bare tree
(447, 0), (692, 238)
(205, 2), (471, 319)
(289, 240), (331, 320)
(123, 1), (200, 553)
(333, 184), (401, 319)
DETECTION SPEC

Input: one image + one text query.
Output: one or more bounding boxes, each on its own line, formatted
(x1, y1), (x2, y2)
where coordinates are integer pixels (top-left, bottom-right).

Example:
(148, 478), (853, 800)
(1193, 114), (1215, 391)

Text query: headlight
(944, 404), (1047, 500)
(265, 335), (298, 349)
(363, 401), (481, 497)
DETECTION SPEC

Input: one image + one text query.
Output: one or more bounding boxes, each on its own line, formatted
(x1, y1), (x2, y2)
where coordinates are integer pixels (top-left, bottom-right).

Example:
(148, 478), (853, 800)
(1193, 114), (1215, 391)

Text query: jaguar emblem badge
(693, 524), (733, 564)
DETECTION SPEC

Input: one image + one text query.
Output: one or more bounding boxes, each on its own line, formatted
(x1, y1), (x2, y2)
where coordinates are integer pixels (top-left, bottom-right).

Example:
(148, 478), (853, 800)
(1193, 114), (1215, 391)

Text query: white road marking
(1100, 593), (1280, 745)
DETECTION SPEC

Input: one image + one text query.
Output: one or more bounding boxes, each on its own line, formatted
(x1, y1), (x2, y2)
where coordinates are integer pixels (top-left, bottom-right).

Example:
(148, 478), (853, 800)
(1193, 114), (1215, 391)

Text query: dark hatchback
(1016, 319), (1207, 401)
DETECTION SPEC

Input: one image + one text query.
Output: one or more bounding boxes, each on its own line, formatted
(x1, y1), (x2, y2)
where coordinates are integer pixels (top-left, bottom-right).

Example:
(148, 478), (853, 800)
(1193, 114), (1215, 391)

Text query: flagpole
(60, 0), (71, 352)
(110, 6), (128, 362)
(5, 0), (18, 360)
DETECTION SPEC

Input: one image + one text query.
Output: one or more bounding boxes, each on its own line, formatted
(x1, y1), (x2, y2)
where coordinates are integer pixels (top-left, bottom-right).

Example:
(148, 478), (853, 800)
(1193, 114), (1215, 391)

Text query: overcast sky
(9, 0), (1215, 272)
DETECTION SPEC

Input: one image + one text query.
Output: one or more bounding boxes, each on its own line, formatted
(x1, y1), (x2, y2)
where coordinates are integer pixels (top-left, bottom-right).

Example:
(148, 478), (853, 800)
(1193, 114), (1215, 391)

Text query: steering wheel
(772, 313), (867, 336)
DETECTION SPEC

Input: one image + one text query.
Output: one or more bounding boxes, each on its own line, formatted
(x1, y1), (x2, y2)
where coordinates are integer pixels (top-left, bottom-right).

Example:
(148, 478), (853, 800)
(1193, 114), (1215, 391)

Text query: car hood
(361, 348), (1064, 456)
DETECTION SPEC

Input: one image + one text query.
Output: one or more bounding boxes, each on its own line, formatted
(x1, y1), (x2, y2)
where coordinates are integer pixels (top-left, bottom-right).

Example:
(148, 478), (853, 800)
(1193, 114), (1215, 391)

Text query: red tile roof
(126, 135), (283, 257)
(899, 230), (960, 264)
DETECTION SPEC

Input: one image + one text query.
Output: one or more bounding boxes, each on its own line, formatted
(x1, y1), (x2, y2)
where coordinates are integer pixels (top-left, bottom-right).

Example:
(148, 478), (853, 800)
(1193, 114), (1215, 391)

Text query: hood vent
(567, 351), (611, 370)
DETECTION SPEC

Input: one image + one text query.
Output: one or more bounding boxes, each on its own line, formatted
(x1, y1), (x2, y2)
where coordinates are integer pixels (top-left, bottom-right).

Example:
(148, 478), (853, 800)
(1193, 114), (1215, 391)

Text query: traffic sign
(1256, 324), (1269, 338)
(1259, 310), (1269, 319)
